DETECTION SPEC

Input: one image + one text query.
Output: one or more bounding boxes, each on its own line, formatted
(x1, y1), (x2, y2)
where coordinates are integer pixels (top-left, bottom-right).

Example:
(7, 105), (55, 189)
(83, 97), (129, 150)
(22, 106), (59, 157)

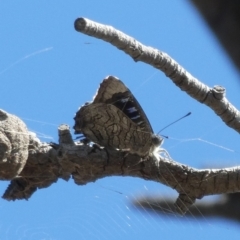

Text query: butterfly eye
(152, 135), (163, 147)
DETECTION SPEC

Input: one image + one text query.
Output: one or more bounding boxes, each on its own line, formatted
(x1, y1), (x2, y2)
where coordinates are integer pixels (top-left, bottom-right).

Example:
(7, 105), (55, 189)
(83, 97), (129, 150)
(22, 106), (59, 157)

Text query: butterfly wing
(93, 76), (154, 134)
(75, 102), (158, 156)
(74, 76), (163, 158)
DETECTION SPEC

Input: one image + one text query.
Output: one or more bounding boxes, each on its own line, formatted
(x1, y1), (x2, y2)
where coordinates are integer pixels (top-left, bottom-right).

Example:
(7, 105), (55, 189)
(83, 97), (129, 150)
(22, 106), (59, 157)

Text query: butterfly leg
(103, 148), (110, 167)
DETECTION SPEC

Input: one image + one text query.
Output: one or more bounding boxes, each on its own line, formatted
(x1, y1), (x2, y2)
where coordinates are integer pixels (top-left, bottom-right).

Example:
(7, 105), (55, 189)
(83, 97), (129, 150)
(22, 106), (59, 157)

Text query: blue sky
(1, 1), (240, 239)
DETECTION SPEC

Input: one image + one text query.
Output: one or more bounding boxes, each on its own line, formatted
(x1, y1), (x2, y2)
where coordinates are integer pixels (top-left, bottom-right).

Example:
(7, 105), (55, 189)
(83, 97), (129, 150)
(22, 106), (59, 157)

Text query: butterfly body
(74, 76), (163, 159)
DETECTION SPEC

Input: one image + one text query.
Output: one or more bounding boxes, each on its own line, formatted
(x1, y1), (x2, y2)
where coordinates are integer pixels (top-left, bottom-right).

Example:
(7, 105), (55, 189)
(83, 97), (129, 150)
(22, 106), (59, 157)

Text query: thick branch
(74, 17), (240, 134)
(0, 109), (29, 180)
(1, 115), (240, 214)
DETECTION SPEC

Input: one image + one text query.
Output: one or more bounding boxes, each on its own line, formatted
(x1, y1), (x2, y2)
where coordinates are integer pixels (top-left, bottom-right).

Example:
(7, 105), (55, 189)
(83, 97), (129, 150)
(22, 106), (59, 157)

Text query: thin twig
(74, 17), (240, 134)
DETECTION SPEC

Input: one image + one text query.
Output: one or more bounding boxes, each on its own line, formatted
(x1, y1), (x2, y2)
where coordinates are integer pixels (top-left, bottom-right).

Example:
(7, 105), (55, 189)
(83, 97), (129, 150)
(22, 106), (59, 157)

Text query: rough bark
(0, 109), (29, 180)
(1, 115), (240, 214)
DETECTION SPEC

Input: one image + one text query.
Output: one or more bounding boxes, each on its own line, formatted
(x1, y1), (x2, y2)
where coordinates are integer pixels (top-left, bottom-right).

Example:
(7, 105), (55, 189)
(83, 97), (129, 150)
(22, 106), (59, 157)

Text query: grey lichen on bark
(0, 109), (29, 180)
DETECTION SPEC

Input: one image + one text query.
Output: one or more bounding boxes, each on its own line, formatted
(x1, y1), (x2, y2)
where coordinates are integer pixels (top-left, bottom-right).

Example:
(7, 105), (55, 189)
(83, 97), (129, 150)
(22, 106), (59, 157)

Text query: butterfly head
(151, 134), (163, 147)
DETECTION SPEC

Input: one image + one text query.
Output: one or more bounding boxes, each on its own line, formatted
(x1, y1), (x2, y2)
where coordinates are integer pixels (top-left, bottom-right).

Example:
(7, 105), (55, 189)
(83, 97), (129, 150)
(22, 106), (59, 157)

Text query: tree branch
(74, 17), (240, 134)
(0, 109), (29, 180)
(1, 18), (240, 215)
(1, 112), (240, 214)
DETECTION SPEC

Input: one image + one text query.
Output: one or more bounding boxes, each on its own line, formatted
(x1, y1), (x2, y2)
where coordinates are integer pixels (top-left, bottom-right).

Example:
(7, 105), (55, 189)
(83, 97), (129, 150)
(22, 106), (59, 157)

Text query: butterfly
(74, 76), (166, 161)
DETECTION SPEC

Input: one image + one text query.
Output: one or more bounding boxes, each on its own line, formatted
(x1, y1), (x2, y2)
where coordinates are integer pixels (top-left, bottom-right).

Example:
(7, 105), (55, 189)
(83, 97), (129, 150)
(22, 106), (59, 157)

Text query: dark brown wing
(74, 103), (154, 156)
(73, 76), (162, 157)
(93, 76), (128, 103)
(92, 76), (154, 134)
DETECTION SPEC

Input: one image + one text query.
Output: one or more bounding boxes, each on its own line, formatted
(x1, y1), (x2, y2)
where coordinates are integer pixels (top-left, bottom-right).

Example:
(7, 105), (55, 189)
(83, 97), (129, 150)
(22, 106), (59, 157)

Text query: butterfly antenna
(157, 112), (191, 134)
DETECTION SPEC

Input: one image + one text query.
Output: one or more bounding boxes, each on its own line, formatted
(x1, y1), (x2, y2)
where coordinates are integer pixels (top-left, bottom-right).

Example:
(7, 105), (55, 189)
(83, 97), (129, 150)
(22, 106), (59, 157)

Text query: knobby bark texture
(0, 109), (29, 180)
(1, 112), (240, 214)
(74, 17), (240, 134)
